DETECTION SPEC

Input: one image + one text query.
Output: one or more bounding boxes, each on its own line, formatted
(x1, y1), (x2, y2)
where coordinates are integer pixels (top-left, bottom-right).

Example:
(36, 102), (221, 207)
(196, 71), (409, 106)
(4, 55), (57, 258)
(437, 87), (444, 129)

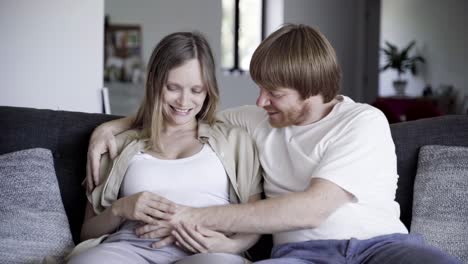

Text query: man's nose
(256, 91), (270, 107)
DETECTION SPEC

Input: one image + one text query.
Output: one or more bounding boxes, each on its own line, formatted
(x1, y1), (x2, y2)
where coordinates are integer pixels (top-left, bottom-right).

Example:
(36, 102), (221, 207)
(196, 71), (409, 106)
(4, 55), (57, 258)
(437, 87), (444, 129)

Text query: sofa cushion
(411, 145), (468, 263)
(0, 148), (74, 263)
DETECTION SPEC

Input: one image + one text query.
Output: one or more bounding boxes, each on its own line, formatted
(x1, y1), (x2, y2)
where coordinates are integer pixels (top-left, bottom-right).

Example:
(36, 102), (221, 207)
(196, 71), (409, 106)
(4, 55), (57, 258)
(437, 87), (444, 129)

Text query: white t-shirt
(219, 95), (408, 245)
(120, 144), (230, 208)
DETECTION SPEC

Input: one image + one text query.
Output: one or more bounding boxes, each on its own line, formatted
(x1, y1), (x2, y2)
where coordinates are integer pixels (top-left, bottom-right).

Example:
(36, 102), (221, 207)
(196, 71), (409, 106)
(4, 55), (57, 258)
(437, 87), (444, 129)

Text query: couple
(70, 24), (460, 264)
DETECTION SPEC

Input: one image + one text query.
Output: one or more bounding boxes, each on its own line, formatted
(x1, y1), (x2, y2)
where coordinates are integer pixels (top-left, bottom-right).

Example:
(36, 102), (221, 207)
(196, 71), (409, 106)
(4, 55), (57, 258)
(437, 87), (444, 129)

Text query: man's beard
(265, 107), (304, 128)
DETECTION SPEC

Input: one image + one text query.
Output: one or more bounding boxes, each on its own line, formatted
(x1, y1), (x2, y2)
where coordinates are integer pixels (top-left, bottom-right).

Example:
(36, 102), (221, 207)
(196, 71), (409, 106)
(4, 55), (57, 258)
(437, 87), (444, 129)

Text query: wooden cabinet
(372, 96), (455, 123)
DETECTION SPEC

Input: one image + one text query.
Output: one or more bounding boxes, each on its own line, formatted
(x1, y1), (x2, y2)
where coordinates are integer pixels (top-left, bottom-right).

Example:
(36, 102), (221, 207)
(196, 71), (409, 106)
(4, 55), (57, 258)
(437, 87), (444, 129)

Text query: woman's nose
(176, 90), (188, 105)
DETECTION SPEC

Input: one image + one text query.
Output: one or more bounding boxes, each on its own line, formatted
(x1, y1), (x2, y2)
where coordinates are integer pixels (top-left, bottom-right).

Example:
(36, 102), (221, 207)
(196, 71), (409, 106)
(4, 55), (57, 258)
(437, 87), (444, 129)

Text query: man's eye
(270, 92), (282, 98)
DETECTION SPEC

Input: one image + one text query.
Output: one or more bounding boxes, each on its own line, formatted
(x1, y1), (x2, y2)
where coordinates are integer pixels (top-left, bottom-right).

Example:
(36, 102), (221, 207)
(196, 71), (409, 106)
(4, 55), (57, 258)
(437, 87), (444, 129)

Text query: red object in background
(372, 97), (442, 123)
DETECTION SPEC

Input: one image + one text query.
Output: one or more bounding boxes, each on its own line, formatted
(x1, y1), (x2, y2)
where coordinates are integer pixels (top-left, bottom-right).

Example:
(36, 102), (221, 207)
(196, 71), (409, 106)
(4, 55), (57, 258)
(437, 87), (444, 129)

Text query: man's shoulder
(337, 98), (386, 124)
(217, 105), (268, 134)
(218, 105), (266, 121)
(220, 104), (264, 114)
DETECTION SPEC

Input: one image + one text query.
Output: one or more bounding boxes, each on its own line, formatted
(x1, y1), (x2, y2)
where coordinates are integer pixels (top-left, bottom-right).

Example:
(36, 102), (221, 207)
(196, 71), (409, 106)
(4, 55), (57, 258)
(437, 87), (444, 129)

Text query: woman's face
(162, 58), (207, 128)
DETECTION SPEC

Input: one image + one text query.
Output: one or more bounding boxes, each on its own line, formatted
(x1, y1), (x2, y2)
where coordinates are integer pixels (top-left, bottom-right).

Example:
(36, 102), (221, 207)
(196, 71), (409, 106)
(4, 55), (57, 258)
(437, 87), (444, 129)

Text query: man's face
(255, 86), (320, 128)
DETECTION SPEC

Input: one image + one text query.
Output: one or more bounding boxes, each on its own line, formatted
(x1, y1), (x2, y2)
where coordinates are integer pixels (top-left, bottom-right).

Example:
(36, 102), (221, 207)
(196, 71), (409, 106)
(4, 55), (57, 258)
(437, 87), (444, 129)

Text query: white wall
(380, 0), (468, 103)
(0, 0), (104, 113)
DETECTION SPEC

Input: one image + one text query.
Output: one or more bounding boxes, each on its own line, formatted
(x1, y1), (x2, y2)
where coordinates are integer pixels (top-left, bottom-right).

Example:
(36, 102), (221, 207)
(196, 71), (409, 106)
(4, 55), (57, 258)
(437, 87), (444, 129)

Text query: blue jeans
(254, 233), (462, 264)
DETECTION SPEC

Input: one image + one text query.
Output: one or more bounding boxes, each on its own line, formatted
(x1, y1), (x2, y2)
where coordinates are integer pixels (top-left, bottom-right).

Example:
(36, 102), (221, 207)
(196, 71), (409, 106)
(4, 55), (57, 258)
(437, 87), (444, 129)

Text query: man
(87, 24), (460, 263)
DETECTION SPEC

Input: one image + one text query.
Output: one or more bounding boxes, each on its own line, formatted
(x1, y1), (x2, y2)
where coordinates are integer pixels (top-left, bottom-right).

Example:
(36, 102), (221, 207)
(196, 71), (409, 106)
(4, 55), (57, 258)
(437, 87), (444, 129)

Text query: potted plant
(381, 41), (425, 96)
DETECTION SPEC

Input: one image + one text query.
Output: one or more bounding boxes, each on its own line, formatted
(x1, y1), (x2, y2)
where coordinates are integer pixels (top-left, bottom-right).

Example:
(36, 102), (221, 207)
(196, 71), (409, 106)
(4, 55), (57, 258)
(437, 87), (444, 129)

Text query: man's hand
(173, 222), (240, 254)
(86, 125), (118, 192)
(167, 204), (205, 228)
(135, 221), (176, 248)
(112, 191), (175, 225)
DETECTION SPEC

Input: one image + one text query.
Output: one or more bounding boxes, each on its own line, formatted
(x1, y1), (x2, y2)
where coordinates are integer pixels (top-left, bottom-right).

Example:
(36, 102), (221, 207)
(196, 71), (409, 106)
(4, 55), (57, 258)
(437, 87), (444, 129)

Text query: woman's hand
(86, 124), (117, 192)
(173, 222), (240, 254)
(112, 191), (175, 225)
(135, 221), (176, 248)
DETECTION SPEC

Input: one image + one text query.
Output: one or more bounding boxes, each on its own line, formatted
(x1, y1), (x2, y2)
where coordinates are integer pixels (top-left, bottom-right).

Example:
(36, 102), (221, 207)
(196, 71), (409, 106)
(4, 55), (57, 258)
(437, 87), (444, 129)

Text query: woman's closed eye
(191, 87), (204, 94)
(166, 84), (179, 91)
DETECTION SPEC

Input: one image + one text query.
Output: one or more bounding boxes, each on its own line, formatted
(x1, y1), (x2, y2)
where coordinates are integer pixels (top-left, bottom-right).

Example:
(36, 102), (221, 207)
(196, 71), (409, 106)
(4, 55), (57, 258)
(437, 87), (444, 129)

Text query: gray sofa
(1, 105), (467, 263)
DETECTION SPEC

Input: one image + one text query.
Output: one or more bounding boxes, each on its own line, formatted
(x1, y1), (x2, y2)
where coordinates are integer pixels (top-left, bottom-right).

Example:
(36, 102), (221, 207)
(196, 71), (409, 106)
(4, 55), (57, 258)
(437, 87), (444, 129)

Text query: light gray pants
(67, 221), (246, 264)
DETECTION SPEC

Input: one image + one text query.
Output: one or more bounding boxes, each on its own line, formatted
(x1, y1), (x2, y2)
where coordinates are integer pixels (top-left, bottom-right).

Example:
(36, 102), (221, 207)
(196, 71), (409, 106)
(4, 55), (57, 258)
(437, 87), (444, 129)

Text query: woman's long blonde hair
(133, 32), (219, 151)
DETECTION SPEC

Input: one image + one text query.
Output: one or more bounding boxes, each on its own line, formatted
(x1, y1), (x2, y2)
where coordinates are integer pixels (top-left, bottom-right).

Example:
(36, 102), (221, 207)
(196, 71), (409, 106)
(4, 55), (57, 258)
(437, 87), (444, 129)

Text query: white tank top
(120, 144), (230, 207)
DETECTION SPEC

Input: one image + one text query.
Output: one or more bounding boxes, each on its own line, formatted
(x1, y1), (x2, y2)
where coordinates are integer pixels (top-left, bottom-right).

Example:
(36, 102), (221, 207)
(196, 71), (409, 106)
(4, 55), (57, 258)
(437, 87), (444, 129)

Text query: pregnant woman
(67, 31), (262, 264)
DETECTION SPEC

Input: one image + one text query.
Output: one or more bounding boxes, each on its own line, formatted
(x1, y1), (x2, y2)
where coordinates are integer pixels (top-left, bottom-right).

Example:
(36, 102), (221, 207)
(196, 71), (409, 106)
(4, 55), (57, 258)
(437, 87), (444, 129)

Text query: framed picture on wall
(104, 22), (143, 83)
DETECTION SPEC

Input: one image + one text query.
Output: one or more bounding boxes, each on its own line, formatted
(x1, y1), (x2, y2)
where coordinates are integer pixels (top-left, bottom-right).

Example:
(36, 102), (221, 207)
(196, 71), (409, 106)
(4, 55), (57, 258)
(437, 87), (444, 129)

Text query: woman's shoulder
(201, 120), (251, 139)
(199, 121), (256, 156)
